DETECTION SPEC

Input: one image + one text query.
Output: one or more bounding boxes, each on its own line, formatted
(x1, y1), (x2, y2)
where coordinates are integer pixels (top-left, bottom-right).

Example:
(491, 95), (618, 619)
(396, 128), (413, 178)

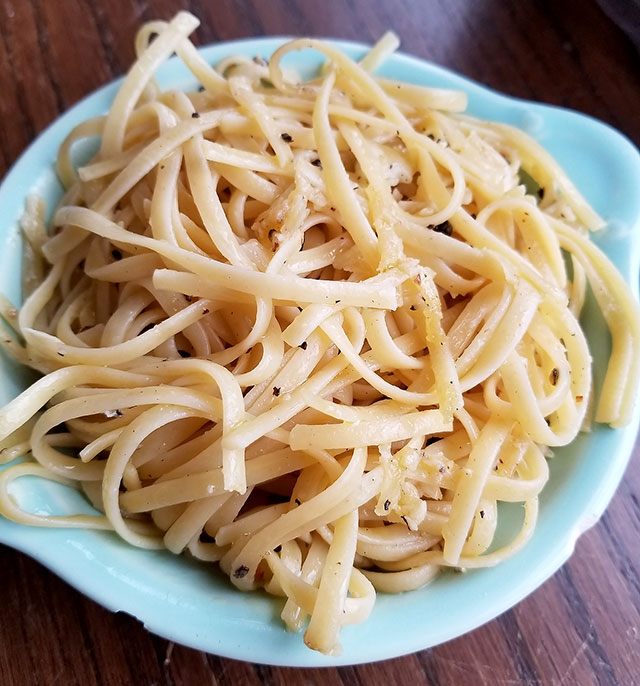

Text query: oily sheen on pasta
(0, 12), (638, 655)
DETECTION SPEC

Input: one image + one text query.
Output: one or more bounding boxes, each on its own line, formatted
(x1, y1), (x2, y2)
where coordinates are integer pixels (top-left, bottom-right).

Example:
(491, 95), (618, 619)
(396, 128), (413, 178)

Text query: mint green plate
(0, 39), (639, 667)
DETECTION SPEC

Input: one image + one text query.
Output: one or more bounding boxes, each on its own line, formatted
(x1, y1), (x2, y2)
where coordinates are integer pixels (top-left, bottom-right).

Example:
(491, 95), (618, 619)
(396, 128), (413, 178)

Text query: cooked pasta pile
(0, 11), (638, 655)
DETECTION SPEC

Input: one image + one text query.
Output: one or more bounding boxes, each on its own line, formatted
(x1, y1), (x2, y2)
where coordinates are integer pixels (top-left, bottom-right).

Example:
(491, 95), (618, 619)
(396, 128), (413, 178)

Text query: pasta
(0, 10), (638, 655)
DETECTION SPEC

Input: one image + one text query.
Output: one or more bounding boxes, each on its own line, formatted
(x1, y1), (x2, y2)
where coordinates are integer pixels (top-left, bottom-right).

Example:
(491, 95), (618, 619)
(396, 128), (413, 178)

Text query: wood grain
(0, 1), (639, 684)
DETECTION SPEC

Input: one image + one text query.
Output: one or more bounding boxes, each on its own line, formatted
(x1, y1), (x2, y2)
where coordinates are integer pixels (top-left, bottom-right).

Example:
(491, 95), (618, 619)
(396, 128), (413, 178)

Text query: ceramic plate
(0, 38), (639, 667)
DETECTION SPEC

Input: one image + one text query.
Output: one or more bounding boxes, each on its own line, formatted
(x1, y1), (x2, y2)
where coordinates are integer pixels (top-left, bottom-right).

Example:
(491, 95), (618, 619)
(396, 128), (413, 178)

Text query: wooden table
(0, 1), (639, 684)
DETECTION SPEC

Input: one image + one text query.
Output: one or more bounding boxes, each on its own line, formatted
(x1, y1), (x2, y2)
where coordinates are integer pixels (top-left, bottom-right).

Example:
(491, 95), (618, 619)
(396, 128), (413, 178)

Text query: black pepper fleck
(233, 565), (250, 579)
(431, 220), (452, 236)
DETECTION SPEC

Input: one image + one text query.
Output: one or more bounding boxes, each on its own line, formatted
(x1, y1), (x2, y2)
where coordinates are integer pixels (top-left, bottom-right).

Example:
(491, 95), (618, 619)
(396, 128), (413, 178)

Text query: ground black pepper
(233, 565), (250, 579)
(431, 220), (452, 236)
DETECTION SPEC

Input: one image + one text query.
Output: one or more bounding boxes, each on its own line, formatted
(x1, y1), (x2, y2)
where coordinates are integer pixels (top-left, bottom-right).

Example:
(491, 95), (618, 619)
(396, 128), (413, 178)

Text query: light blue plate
(0, 39), (639, 667)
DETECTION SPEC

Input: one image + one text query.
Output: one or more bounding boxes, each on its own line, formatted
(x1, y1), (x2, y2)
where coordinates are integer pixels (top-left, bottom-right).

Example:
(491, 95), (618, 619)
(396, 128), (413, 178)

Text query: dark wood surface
(1, 1), (639, 684)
